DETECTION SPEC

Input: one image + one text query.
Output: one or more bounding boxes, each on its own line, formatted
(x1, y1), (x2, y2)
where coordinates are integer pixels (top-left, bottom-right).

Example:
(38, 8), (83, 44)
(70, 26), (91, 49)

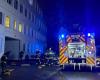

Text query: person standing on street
(1, 55), (8, 74)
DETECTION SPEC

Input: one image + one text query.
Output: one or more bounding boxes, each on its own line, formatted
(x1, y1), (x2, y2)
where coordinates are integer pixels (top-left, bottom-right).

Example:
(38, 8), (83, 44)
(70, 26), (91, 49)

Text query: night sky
(38, 0), (100, 53)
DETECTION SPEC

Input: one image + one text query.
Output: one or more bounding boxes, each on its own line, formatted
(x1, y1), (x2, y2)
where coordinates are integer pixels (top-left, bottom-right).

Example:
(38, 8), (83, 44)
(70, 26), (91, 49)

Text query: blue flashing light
(92, 33), (95, 36)
(61, 34), (64, 38)
(88, 33), (91, 37)
(87, 33), (95, 37)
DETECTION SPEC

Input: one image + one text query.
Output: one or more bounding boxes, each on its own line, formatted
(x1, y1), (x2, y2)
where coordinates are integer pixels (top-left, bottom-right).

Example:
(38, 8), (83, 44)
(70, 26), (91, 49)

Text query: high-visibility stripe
(60, 57), (66, 63)
(87, 58), (95, 64)
(86, 46), (89, 50)
(86, 57), (95, 65)
(87, 57), (92, 64)
(67, 36), (72, 42)
(60, 49), (65, 55)
(80, 36), (85, 42)
(67, 39), (72, 43)
(67, 37), (71, 41)
(60, 47), (67, 55)
(60, 57), (68, 64)
(60, 47), (66, 52)
(87, 59), (92, 64)
(59, 47), (62, 50)
(61, 58), (68, 64)
(59, 47), (64, 53)
(59, 47), (67, 55)
(89, 58), (95, 64)
(59, 36), (68, 65)
(87, 57), (95, 64)
(79, 39), (83, 42)
(60, 48), (63, 52)
(59, 46), (68, 65)
(69, 39), (72, 43)
(87, 60), (93, 64)
(79, 36), (85, 42)
(59, 56), (65, 64)
(59, 54), (65, 60)
(59, 57), (67, 64)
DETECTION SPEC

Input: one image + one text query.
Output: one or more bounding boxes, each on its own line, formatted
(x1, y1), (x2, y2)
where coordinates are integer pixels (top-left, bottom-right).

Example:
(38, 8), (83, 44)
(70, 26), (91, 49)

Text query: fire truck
(59, 33), (97, 68)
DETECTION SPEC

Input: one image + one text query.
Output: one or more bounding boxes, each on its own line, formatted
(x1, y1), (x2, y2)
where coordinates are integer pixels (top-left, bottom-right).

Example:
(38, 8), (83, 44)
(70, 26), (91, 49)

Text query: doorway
(4, 37), (20, 60)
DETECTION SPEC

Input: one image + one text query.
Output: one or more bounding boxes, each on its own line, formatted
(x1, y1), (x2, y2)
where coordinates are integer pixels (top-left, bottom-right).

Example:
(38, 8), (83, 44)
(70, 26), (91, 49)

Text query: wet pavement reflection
(0, 66), (100, 80)
(48, 71), (100, 80)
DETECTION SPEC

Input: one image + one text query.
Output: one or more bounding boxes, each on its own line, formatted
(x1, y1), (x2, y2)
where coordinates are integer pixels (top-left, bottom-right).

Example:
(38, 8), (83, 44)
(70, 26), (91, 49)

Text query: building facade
(0, 0), (47, 59)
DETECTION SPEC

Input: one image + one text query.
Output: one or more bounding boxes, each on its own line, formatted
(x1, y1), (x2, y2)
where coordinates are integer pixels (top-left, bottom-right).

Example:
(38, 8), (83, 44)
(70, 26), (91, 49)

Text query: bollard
(79, 63), (81, 70)
(90, 65), (92, 71)
(74, 63), (76, 70)
(63, 64), (64, 69)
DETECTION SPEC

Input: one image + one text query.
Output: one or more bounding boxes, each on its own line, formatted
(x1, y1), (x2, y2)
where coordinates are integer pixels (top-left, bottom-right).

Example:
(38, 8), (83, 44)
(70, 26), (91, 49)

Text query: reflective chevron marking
(86, 57), (95, 65)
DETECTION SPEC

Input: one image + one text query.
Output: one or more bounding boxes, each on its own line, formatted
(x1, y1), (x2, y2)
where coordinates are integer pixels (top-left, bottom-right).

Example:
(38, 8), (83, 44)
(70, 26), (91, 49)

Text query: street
(0, 65), (99, 80)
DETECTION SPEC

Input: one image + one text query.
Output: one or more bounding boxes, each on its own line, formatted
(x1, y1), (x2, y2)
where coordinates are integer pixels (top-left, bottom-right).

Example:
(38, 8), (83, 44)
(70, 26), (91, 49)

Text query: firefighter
(1, 55), (8, 74)
(19, 51), (24, 61)
(35, 49), (41, 65)
(25, 54), (29, 63)
(46, 48), (54, 66)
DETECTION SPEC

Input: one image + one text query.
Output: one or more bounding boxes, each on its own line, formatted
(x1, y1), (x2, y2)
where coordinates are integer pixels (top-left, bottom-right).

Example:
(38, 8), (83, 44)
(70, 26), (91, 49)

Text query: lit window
(14, 20), (16, 30)
(5, 16), (10, 28)
(18, 23), (22, 32)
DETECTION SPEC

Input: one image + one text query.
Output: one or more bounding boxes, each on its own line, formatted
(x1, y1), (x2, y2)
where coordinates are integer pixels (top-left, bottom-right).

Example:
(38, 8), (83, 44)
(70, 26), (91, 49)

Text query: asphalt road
(0, 65), (99, 80)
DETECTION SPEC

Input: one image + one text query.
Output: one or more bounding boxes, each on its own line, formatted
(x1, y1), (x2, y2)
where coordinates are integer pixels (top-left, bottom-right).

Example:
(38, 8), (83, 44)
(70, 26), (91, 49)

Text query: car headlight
(97, 61), (100, 64)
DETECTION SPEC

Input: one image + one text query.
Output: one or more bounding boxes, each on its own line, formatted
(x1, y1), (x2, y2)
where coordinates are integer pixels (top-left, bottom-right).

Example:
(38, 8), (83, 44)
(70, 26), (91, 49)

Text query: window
(25, 27), (28, 35)
(18, 23), (22, 32)
(25, 8), (27, 17)
(20, 4), (23, 13)
(14, 0), (18, 9)
(0, 12), (2, 24)
(7, 0), (12, 5)
(23, 25), (25, 34)
(5, 16), (10, 28)
(14, 20), (16, 30)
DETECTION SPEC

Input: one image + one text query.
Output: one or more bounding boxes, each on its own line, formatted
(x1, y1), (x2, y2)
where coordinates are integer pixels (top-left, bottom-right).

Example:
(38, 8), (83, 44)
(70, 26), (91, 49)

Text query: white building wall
(0, 0), (47, 59)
